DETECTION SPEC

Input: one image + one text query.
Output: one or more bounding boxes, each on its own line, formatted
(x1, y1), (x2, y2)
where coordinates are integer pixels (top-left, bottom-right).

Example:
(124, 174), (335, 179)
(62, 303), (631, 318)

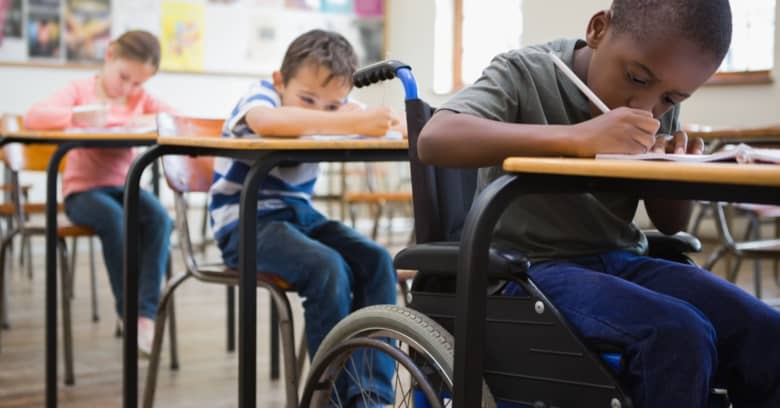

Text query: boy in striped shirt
(208, 29), (398, 406)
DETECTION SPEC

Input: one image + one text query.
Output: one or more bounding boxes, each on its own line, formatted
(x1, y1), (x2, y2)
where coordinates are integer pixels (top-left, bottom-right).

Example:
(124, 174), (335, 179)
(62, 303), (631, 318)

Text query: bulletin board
(0, 0), (386, 76)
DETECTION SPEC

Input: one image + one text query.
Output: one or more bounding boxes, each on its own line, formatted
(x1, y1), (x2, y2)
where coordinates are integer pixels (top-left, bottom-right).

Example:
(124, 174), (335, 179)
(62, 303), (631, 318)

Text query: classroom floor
(0, 212), (778, 408)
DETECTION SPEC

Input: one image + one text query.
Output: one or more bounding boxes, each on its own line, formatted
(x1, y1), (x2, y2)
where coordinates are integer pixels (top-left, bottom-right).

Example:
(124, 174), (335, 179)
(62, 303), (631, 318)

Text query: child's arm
(644, 129), (705, 234)
(245, 105), (399, 138)
(23, 82), (80, 130)
(419, 107), (661, 167)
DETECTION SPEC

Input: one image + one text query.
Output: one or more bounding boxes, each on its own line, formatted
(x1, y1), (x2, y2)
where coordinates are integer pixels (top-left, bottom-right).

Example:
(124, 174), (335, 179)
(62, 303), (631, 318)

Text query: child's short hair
(112, 30), (161, 71)
(611, 0), (732, 62)
(279, 29), (358, 87)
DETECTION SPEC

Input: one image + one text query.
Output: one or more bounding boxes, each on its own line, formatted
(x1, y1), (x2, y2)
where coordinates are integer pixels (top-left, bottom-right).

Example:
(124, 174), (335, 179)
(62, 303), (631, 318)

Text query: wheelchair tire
(300, 304), (496, 408)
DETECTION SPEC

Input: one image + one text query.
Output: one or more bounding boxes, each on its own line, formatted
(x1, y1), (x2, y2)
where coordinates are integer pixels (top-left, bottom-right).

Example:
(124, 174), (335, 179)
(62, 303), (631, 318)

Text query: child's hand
(573, 107), (660, 156)
(71, 104), (109, 127)
(650, 130), (705, 155)
(126, 114), (157, 129)
(352, 106), (400, 137)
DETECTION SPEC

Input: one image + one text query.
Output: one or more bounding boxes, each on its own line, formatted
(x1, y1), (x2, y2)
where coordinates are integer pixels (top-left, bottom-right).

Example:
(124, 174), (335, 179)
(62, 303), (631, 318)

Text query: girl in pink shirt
(24, 30), (172, 356)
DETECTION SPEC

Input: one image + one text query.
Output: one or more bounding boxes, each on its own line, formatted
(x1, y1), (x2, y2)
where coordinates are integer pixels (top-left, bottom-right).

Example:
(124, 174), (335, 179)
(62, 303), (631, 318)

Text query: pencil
(548, 51), (611, 114)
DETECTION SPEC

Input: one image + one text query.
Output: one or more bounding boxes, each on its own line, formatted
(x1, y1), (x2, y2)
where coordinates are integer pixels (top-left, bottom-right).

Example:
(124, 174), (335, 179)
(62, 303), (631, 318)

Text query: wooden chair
(143, 114), (305, 408)
(341, 162), (413, 244)
(0, 141), (98, 386)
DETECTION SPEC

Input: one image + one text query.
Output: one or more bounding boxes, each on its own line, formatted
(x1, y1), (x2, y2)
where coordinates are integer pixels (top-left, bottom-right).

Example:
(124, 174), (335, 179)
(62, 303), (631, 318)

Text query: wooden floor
(0, 216), (778, 407)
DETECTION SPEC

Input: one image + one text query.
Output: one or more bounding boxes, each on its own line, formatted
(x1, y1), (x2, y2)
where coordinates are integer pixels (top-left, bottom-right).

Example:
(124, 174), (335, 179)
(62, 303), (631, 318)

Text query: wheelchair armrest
(394, 241), (530, 280)
(645, 230), (702, 259)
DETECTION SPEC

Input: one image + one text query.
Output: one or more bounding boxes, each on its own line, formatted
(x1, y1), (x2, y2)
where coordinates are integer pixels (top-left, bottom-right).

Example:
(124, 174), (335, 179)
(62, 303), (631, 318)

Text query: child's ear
(585, 10), (612, 49)
(272, 71), (284, 93)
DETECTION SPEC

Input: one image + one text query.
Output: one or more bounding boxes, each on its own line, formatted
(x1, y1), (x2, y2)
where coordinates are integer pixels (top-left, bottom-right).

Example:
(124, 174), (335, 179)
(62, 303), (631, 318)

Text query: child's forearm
(245, 106), (362, 137)
(418, 110), (578, 167)
(644, 199), (694, 235)
(23, 104), (73, 130)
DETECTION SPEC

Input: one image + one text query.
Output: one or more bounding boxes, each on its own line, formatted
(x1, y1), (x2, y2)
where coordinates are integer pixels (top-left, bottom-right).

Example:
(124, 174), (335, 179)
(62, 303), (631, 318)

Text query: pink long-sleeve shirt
(23, 76), (172, 198)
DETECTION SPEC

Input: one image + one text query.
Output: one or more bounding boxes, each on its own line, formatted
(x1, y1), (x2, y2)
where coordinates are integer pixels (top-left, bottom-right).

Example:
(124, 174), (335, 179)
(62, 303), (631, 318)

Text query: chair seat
(197, 263), (293, 290)
(0, 202), (65, 216)
(735, 239), (780, 255)
(394, 242), (529, 280)
(733, 203), (780, 219)
(22, 218), (95, 237)
(342, 191), (412, 203)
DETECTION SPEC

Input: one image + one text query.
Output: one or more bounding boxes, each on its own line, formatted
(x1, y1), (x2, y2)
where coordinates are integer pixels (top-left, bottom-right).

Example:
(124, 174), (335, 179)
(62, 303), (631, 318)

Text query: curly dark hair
(279, 29), (358, 87)
(610, 0), (732, 63)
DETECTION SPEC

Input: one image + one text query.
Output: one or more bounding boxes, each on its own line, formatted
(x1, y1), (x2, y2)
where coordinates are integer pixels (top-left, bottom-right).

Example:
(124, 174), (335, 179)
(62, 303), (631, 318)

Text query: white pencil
(548, 51), (611, 114)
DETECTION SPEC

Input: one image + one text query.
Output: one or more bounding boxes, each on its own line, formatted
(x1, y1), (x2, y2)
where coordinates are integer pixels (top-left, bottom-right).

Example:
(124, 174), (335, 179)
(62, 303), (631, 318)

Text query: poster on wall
(0, 0), (385, 75)
(113, 0), (159, 38)
(65, 0), (111, 63)
(285, 0), (319, 11)
(28, 0), (62, 59)
(0, 0), (25, 61)
(321, 0), (352, 14)
(160, 1), (205, 71)
(354, 0), (382, 17)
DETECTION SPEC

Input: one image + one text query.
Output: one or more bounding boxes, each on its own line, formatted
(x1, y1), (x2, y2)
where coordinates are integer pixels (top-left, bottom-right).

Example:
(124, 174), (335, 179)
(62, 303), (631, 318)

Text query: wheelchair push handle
(353, 60), (418, 100)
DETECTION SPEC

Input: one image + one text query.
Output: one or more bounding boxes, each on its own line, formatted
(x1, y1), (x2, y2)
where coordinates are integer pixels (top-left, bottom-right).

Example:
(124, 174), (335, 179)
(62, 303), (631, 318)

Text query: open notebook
(596, 144), (780, 164)
(300, 129), (404, 141)
(64, 125), (157, 134)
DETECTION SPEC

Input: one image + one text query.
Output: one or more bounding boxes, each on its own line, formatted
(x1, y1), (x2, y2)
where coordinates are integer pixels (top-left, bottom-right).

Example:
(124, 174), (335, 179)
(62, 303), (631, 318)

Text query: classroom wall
(0, 0), (777, 123)
(522, 0), (780, 127)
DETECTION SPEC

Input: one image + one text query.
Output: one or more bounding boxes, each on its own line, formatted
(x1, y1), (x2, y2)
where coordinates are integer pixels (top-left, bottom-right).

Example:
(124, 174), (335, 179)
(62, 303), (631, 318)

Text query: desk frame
(0, 135), (156, 408)
(123, 144), (408, 408)
(453, 170), (780, 407)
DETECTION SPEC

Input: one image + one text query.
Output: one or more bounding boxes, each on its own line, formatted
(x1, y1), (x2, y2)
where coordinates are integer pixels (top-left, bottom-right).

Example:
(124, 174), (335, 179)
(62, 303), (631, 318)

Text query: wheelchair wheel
(300, 305), (495, 408)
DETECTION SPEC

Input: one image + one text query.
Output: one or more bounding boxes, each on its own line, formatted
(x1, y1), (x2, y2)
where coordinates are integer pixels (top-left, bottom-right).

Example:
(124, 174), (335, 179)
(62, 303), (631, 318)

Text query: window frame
(448, 0), (775, 89)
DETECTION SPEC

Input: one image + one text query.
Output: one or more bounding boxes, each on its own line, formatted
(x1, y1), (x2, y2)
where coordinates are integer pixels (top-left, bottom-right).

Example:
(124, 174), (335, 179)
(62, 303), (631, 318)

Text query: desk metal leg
(238, 160), (274, 408)
(454, 174), (525, 408)
(123, 145), (168, 408)
(45, 142), (78, 407)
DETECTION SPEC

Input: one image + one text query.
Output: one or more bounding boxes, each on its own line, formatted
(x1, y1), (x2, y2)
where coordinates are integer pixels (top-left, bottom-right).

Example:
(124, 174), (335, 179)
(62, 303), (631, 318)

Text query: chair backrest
(1, 115), (66, 173)
(404, 99), (478, 243)
(157, 113), (224, 194)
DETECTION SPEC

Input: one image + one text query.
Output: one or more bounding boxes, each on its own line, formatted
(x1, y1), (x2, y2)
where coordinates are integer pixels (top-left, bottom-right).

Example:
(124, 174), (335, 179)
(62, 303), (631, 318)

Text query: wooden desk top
(686, 125), (780, 141)
(2, 128), (157, 141)
(157, 136), (408, 150)
(503, 157), (780, 187)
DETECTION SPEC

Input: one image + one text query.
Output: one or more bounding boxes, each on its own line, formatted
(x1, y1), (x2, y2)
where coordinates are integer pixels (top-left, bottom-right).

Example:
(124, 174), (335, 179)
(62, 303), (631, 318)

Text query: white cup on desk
(72, 104), (110, 127)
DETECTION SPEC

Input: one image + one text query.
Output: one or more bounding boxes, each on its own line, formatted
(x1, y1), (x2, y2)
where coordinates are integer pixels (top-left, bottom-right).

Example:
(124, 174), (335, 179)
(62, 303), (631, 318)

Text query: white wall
(522, 0), (780, 127)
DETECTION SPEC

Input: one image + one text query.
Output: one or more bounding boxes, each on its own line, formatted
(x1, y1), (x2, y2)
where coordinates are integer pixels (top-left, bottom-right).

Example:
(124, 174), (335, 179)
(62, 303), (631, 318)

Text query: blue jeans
(503, 251), (780, 408)
(218, 201), (397, 403)
(64, 186), (172, 319)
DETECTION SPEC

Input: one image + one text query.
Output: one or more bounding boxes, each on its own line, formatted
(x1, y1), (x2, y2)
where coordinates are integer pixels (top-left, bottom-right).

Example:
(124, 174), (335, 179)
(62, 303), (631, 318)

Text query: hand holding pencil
(548, 51), (662, 156)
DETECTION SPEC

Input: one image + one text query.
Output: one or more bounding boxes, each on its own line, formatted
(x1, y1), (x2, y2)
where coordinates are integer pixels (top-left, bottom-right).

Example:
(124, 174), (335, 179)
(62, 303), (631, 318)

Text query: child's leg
(220, 217), (352, 359)
(608, 252), (780, 408)
(312, 219), (397, 308)
(136, 189), (173, 319)
(513, 256), (718, 408)
(64, 187), (125, 317)
(312, 220), (397, 404)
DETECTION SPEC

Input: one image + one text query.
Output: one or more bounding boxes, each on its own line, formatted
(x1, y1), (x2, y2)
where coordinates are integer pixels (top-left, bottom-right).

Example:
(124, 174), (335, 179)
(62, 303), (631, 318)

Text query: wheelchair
(298, 61), (730, 408)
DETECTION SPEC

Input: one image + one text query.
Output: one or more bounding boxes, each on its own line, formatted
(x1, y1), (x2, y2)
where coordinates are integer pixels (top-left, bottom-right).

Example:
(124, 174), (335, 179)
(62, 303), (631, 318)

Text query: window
(434, 0), (523, 94)
(711, 0), (775, 84)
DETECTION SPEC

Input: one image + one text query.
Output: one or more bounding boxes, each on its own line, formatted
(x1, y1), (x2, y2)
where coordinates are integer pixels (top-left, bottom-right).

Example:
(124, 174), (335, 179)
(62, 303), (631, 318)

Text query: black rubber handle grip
(353, 60), (411, 88)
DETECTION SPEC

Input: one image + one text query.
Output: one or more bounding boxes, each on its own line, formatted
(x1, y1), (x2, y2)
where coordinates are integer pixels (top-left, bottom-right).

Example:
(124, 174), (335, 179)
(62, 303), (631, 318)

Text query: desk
(452, 158), (780, 407)
(122, 136), (408, 408)
(687, 125), (780, 152)
(0, 127), (156, 408)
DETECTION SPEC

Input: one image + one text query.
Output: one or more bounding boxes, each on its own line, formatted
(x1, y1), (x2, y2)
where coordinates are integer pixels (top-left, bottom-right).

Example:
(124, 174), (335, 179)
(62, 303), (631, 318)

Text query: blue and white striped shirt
(208, 80), (319, 241)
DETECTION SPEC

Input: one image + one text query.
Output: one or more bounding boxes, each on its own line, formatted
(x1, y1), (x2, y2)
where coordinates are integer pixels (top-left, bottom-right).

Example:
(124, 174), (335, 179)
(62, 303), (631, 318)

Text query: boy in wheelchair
(414, 0), (780, 407)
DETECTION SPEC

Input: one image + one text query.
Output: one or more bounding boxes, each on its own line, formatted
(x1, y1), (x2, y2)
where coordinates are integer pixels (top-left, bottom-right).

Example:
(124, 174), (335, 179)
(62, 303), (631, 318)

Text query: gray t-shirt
(440, 38), (680, 261)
